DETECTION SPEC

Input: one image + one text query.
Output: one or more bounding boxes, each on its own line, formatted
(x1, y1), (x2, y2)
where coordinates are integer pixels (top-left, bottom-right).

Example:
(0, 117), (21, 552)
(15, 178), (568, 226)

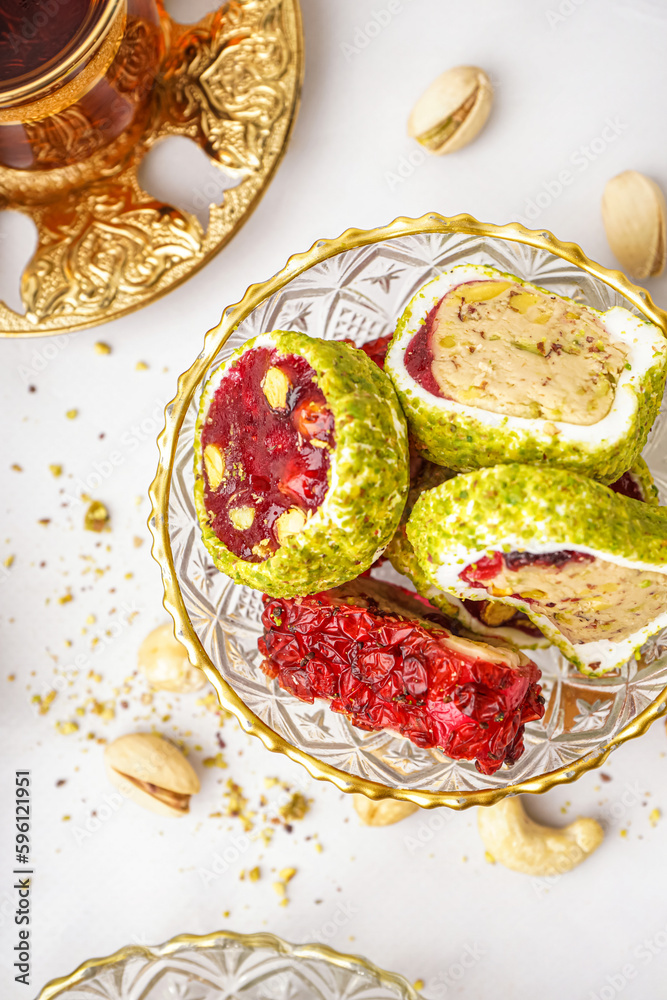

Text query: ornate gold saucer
(36, 929), (421, 1000)
(149, 212), (667, 809)
(0, 0), (303, 337)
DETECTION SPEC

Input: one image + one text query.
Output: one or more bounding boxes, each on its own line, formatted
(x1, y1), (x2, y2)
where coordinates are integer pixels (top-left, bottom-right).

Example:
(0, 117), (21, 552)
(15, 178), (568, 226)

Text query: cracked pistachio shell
(353, 794), (419, 826)
(408, 65), (493, 155)
(104, 733), (200, 818)
(138, 623), (206, 693)
(602, 170), (666, 279)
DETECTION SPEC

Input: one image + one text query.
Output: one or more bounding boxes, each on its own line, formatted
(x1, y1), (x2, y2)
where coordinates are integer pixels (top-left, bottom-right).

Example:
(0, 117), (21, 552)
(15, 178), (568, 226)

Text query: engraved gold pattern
(0, 0), (303, 336)
(148, 213), (667, 810)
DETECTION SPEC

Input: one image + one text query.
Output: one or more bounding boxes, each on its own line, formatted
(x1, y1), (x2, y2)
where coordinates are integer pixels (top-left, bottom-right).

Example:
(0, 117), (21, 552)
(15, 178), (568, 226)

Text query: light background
(1, 0), (667, 997)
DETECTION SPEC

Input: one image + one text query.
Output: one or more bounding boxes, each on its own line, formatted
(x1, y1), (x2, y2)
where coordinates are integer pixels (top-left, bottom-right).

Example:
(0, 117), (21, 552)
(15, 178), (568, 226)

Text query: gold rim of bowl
(35, 929), (422, 999)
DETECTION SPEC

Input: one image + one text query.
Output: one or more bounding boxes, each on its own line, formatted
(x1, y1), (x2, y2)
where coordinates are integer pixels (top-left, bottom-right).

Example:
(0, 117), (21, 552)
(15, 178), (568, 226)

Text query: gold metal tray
(0, 0), (303, 337)
(148, 212), (667, 810)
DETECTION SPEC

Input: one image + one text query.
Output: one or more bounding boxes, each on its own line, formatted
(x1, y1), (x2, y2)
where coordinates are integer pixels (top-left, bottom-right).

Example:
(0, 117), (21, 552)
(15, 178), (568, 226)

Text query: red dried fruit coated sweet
(258, 578), (544, 775)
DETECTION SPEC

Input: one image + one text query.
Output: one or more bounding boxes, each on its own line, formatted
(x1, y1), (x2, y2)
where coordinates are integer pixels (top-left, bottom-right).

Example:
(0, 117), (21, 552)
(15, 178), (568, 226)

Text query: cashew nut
(477, 797), (603, 875)
(353, 794), (419, 826)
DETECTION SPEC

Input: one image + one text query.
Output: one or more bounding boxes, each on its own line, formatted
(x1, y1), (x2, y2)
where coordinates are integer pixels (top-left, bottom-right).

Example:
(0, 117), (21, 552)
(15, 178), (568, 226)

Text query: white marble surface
(1, 1), (667, 997)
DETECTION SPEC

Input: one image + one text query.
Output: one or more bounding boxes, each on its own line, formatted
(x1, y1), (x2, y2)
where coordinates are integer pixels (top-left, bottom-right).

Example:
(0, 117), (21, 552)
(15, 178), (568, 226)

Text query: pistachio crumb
(84, 500), (110, 533)
(202, 752), (227, 770)
(223, 780), (255, 831)
(279, 792), (311, 823)
(272, 867), (297, 906)
(55, 721), (79, 735)
(33, 690), (57, 714)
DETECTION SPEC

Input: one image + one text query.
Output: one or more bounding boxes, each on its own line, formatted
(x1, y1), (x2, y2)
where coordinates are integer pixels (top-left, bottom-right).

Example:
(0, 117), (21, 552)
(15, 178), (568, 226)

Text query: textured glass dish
(36, 931), (418, 1000)
(151, 216), (667, 806)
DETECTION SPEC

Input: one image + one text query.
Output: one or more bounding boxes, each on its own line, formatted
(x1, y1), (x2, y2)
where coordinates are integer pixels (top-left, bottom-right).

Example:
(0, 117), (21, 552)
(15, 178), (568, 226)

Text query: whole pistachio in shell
(138, 623), (206, 693)
(602, 170), (666, 279)
(105, 732), (200, 817)
(353, 793), (419, 826)
(407, 65), (493, 155)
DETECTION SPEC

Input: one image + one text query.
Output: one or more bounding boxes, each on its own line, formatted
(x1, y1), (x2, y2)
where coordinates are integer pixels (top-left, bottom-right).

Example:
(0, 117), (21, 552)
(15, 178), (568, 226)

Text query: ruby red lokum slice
(258, 578), (545, 775)
(194, 331), (409, 598)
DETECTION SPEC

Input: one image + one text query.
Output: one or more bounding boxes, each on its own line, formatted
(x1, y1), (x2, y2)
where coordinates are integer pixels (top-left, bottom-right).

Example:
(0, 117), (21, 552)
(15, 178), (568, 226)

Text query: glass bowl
(149, 212), (667, 809)
(36, 930), (420, 1000)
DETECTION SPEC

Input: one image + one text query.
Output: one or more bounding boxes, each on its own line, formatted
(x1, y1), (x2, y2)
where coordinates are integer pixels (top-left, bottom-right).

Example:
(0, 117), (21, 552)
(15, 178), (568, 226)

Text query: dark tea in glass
(0, 0), (164, 172)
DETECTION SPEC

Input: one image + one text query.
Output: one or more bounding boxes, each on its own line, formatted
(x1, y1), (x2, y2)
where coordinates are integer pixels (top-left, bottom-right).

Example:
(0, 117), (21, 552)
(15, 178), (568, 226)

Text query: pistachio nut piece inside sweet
(104, 732), (200, 817)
